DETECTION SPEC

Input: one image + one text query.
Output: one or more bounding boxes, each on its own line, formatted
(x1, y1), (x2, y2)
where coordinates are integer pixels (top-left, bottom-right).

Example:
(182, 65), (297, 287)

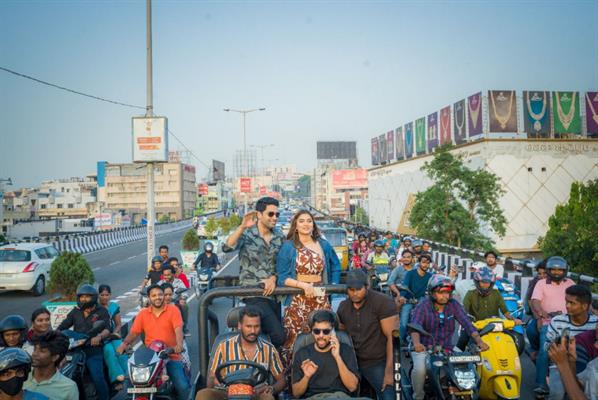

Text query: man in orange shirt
(117, 284), (189, 400)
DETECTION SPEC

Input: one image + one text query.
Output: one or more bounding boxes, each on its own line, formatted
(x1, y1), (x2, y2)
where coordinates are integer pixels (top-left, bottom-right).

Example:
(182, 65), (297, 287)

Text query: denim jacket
(276, 239), (341, 288)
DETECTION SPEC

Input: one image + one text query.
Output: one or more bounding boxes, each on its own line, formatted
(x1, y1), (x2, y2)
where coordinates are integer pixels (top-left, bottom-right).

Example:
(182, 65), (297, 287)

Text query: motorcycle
(472, 318), (522, 400)
(401, 323), (482, 400)
(126, 340), (176, 399)
(195, 266), (212, 296)
(214, 360), (273, 400)
(373, 264), (390, 293)
(61, 320), (114, 400)
(494, 277), (525, 354)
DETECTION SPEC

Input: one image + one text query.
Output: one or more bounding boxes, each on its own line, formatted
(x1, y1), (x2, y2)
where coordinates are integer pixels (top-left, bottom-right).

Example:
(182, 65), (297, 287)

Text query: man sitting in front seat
(292, 310), (365, 399)
(196, 307), (285, 400)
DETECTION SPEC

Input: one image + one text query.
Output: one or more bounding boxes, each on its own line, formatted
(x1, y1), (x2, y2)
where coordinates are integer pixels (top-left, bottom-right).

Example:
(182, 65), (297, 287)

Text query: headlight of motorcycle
(199, 274), (209, 280)
(454, 370), (476, 390)
(131, 366), (151, 384)
(379, 273), (388, 281)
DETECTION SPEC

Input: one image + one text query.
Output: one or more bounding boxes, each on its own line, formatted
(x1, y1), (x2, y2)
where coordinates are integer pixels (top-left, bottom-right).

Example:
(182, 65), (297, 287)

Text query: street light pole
(223, 108), (266, 177)
(146, 0), (155, 266)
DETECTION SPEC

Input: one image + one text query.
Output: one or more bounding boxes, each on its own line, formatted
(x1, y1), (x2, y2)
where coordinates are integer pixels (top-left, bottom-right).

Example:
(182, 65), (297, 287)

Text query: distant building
(97, 161), (196, 224)
(36, 177), (97, 220)
(313, 168), (368, 219)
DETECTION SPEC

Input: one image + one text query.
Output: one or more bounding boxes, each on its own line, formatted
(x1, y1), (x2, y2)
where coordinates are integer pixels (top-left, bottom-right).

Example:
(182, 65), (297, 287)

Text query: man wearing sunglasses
(292, 310), (363, 399)
(224, 197), (285, 348)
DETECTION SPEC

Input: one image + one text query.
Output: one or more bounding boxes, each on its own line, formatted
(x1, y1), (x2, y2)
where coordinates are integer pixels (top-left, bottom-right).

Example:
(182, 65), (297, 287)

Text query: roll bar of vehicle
(196, 285), (349, 387)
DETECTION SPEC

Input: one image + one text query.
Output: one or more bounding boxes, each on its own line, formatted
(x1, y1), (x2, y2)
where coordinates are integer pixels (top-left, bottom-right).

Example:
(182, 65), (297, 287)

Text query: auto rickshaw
(320, 227), (349, 271)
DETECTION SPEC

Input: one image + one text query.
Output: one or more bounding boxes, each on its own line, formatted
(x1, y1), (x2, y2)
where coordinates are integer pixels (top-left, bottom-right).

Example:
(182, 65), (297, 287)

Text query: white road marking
(127, 256), (136, 260)
(109, 261), (119, 266)
(92, 267), (100, 271)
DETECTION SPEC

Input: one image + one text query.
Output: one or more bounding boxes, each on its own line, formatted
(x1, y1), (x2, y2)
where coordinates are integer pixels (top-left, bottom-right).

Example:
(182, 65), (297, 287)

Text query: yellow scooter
(473, 317), (522, 400)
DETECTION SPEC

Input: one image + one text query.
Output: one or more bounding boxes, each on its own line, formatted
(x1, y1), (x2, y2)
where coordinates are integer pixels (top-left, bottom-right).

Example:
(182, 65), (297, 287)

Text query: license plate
(127, 387), (158, 394)
(449, 355), (481, 363)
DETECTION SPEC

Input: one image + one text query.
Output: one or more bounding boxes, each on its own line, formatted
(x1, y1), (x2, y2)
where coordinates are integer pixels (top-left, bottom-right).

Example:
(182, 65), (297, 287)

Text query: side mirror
(407, 323), (431, 337)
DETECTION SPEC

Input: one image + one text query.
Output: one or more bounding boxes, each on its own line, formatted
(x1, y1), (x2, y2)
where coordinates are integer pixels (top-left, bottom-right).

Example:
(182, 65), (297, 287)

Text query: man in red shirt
(117, 284), (189, 399)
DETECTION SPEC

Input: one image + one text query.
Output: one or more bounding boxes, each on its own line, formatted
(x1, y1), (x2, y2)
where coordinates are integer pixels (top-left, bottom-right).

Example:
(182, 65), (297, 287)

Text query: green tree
(204, 216), (218, 238)
(218, 216), (231, 234)
(0, 233), (6, 243)
(159, 214), (170, 223)
(354, 207), (369, 225)
(539, 179), (598, 275)
(48, 252), (95, 300)
(182, 228), (200, 251)
(229, 213), (242, 229)
(193, 206), (204, 217)
(409, 145), (506, 249)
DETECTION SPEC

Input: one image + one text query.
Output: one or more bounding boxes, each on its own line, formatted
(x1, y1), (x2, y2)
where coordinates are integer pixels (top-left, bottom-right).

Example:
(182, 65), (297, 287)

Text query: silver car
(0, 243), (59, 296)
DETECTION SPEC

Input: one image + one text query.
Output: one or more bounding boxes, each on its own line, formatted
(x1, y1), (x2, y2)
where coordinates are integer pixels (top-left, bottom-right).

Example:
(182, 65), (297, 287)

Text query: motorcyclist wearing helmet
(397, 236), (412, 258)
(409, 275), (489, 400)
(364, 239), (390, 271)
(397, 253), (433, 342)
(141, 255), (166, 288)
(0, 316), (27, 350)
(57, 284), (111, 400)
(411, 239), (423, 257)
(457, 267), (521, 350)
(0, 348), (48, 399)
(529, 256), (575, 396)
(484, 250), (504, 278)
(192, 241), (221, 272)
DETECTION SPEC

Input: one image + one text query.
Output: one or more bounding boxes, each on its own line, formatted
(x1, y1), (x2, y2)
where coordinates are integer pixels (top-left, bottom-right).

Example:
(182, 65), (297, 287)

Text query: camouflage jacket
(223, 225), (284, 286)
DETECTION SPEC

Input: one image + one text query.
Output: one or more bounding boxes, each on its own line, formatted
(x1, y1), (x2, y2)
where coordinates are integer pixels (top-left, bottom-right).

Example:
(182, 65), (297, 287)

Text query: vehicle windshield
(0, 250), (32, 262)
(321, 230), (347, 247)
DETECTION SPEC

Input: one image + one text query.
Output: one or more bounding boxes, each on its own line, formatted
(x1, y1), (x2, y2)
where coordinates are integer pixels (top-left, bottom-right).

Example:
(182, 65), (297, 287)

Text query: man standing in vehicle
(196, 307), (285, 400)
(292, 310), (363, 399)
(336, 270), (397, 400)
(409, 275), (489, 400)
(57, 284), (111, 400)
(223, 197), (285, 348)
(117, 284), (189, 400)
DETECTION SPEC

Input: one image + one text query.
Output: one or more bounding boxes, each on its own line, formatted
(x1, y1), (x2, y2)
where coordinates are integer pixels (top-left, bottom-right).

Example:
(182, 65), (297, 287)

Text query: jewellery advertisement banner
(395, 126), (405, 160)
(467, 92), (483, 138)
(453, 99), (467, 144)
(553, 91), (581, 135)
(427, 112), (438, 152)
(585, 91), (598, 137)
(415, 117), (426, 155)
(523, 91), (551, 138)
(371, 137), (379, 165)
(489, 90), (517, 132)
(379, 133), (387, 163)
(386, 130), (395, 161)
(405, 122), (414, 158)
(440, 106), (452, 145)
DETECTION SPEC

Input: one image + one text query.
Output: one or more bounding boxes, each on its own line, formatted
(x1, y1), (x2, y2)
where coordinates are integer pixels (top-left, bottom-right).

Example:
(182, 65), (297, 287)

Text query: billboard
(404, 122), (414, 158)
(259, 186), (267, 195)
(132, 116), (169, 162)
(427, 112), (438, 152)
(212, 160), (225, 181)
(395, 127), (404, 161)
(439, 106), (452, 145)
(386, 131), (395, 161)
(378, 134), (387, 163)
(415, 117), (426, 155)
(331, 169), (368, 190)
(467, 92), (483, 138)
(453, 99), (467, 144)
(239, 177), (252, 193)
(553, 91), (581, 135)
(198, 183), (209, 195)
(371, 137), (379, 165)
(585, 92), (598, 137)
(522, 91), (551, 138)
(488, 90), (517, 132)
(317, 141), (357, 160)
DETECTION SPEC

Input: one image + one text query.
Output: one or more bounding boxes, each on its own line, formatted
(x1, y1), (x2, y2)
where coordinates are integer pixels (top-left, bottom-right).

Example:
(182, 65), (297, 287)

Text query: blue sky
(1, 0), (597, 187)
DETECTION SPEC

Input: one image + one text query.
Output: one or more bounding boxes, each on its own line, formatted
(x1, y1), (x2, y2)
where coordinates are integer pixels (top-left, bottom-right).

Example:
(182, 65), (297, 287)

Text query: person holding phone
(291, 310), (365, 399)
(276, 210), (341, 366)
(223, 197), (286, 348)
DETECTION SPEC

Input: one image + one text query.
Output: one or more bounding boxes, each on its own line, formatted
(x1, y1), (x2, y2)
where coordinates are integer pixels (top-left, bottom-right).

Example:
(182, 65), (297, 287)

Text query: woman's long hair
(286, 210), (321, 249)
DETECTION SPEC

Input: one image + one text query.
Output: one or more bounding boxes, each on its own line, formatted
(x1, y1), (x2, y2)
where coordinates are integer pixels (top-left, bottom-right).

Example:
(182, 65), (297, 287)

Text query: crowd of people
(0, 196), (597, 400)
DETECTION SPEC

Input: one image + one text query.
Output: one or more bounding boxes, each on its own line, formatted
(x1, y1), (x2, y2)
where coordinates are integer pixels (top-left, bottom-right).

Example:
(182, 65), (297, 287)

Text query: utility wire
(0, 66), (146, 110)
(167, 128), (211, 169)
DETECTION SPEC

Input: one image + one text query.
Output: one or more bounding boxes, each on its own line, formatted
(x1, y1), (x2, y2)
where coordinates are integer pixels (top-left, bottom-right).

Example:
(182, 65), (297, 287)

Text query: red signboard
(331, 169), (367, 190)
(259, 186), (267, 195)
(198, 183), (208, 195)
(240, 177), (252, 193)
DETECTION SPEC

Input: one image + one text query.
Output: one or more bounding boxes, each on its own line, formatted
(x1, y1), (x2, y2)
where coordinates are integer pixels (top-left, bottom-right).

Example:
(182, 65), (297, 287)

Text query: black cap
(345, 269), (368, 289)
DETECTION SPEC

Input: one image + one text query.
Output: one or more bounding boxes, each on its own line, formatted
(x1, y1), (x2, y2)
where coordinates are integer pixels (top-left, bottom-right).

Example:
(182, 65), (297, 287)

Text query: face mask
(0, 375), (25, 396)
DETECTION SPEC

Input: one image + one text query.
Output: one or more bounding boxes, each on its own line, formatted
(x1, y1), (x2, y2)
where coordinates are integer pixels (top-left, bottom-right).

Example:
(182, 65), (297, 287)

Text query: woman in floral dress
(276, 210), (341, 366)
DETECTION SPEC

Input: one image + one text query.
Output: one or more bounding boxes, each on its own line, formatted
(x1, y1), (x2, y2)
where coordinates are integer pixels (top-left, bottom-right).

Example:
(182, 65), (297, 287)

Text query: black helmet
(204, 242), (214, 252)
(76, 284), (98, 310)
(0, 315), (27, 334)
(0, 348), (32, 375)
(545, 256), (568, 282)
(473, 267), (497, 296)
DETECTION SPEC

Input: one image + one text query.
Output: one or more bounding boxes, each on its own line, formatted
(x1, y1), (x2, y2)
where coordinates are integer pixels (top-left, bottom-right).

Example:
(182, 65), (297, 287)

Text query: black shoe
(533, 387), (549, 398)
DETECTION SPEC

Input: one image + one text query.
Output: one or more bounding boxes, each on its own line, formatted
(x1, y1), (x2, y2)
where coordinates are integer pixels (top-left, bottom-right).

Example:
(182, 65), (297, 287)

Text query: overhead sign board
(240, 177), (252, 193)
(132, 116), (169, 163)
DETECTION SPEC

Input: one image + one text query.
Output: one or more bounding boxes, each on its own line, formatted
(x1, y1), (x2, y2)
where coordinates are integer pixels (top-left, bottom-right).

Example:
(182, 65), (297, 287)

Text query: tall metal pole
(243, 112), (247, 177)
(146, 0), (155, 266)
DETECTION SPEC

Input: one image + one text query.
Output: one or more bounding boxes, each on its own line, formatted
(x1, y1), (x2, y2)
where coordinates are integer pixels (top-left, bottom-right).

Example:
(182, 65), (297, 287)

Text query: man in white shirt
(484, 251), (504, 278)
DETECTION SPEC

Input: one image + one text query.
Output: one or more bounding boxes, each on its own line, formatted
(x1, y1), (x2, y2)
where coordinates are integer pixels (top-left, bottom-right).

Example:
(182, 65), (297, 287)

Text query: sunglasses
(312, 328), (332, 335)
(264, 211), (280, 218)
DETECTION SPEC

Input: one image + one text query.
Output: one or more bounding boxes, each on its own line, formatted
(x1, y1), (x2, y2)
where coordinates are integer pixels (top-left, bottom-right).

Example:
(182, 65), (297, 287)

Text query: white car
(0, 243), (59, 296)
